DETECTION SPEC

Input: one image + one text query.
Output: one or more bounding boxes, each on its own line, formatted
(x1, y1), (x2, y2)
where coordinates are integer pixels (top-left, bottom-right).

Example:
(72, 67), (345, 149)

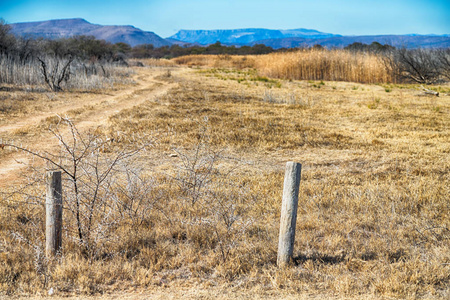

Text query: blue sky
(1, 0), (449, 37)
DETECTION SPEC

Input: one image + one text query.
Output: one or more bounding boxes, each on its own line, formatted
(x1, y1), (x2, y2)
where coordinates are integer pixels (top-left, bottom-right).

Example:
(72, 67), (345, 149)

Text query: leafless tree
(0, 19), (15, 55)
(386, 48), (442, 84)
(436, 48), (450, 81)
(37, 55), (74, 92)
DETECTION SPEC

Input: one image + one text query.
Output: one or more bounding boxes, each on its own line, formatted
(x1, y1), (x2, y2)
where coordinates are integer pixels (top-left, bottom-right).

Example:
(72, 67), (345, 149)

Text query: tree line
(0, 20), (132, 91)
(130, 42), (276, 58)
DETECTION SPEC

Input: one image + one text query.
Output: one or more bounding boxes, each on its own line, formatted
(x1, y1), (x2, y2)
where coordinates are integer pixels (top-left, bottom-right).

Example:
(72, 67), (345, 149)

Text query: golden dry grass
(255, 49), (393, 84)
(173, 49), (393, 84)
(173, 54), (257, 69)
(133, 58), (178, 68)
(0, 64), (449, 299)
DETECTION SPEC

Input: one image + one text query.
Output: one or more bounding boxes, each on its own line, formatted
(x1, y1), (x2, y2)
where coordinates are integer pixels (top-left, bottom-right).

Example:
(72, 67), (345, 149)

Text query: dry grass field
(172, 49), (393, 83)
(0, 54), (449, 299)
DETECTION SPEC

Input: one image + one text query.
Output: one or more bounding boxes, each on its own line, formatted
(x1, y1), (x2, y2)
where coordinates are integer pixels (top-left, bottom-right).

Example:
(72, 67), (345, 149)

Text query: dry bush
(385, 48), (444, 85)
(0, 117), (259, 296)
(436, 48), (450, 81)
(0, 55), (42, 86)
(65, 60), (135, 91)
(172, 122), (254, 263)
(2, 117), (155, 250)
(0, 55), (134, 91)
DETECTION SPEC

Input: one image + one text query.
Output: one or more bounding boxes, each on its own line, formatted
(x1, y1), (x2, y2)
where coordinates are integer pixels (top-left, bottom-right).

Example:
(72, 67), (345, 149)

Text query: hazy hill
(280, 28), (339, 39)
(250, 35), (450, 49)
(10, 18), (171, 47)
(10, 18), (97, 37)
(171, 28), (449, 49)
(9, 19), (449, 49)
(169, 28), (339, 45)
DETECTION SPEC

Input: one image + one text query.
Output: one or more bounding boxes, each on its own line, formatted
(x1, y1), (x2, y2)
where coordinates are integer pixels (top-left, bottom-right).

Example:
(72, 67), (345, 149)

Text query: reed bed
(173, 49), (393, 84)
(255, 49), (393, 84)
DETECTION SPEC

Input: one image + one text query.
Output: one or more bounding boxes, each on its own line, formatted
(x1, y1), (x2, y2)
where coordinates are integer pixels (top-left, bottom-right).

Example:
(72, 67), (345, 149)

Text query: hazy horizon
(1, 0), (449, 38)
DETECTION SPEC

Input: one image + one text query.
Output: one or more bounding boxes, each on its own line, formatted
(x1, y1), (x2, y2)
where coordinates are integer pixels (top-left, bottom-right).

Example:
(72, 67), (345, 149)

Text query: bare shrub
(173, 126), (217, 206)
(173, 121), (254, 262)
(386, 48), (442, 84)
(0, 55), (134, 91)
(436, 48), (450, 81)
(37, 55), (74, 92)
(0, 55), (42, 86)
(0, 25), (133, 92)
(3, 117), (155, 257)
(65, 59), (135, 90)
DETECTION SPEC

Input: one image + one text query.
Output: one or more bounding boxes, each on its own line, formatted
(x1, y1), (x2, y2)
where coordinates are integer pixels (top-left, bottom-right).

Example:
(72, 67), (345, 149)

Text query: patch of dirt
(0, 67), (188, 187)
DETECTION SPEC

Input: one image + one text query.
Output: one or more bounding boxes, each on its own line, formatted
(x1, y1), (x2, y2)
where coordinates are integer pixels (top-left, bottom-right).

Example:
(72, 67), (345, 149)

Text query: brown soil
(0, 67), (185, 187)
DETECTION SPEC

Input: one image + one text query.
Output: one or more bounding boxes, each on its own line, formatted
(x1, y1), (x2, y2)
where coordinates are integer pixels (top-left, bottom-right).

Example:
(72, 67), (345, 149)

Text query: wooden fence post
(46, 171), (62, 257)
(277, 162), (302, 267)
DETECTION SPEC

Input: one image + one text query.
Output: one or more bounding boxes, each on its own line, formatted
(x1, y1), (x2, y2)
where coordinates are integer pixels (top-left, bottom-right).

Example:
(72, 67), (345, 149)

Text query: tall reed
(173, 49), (394, 84)
(255, 49), (393, 84)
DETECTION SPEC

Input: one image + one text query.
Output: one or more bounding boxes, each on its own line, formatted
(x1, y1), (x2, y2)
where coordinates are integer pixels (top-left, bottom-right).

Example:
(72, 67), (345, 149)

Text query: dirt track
(0, 67), (184, 187)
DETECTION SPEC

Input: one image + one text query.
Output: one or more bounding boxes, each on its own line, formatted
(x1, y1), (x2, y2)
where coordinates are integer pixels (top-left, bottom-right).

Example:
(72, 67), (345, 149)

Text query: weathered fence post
(277, 162), (302, 267)
(46, 171), (62, 257)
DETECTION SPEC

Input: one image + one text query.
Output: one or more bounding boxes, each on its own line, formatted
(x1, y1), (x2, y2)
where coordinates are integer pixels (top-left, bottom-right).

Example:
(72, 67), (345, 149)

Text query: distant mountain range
(249, 35), (450, 49)
(172, 29), (450, 48)
(8, 18), (450, 49)
(10, 18), (171, 47)
(168, 28), (340, 45)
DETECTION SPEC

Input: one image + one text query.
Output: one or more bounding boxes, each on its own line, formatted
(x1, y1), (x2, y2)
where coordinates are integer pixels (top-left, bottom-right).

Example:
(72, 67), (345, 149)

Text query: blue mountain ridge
(8, 19), (450, 48)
